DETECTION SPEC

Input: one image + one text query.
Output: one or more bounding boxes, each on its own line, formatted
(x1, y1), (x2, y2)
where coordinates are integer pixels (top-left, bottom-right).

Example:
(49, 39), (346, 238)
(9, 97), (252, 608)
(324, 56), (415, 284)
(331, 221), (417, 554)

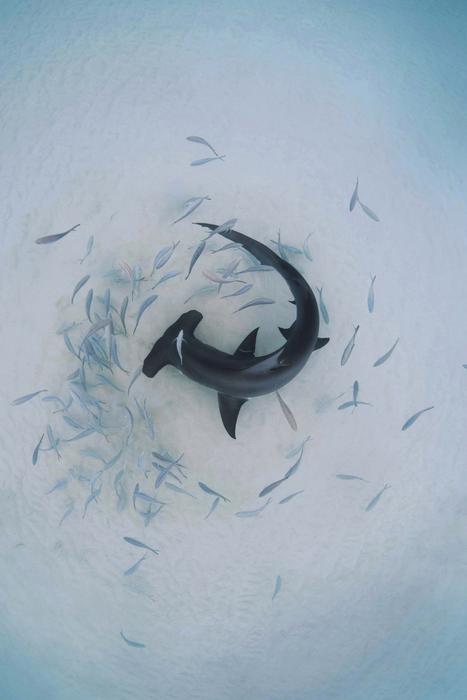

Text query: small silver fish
(152, 270), (182, 289)
(127, 368), (142, 395)
(151, 241), (180, 273)
(114, 469), (125, 499)
(80, 319), (111, 350)
(222, 283), (253, 298)
(235, 265), (274, 274)
(191, 155), (225, 166)
(63, 332), (80, 359)
(59, 500), (74, 526)
(82, 483), (102, 518)
(63, 414), (84, 430)
(286, 436), (311, 459)
(336, 474), (367, 481)
(358, 200), (380, 222)
(258, 478), (285, 498)
(172, 196), (211, 225)
(282, 446), (305, 481)
(316, 287), (330, 325)
(12, 389), (47, 406)
(124, 406), (134, 444)
(102, 288), (111, 317)
(186, 135), (219, 156)
(120, 631), (146, 649)
(142, 504), (164, 527)
(153, 451), (188, 470)
(186, 240), (206, 279)
(338, 399), (371, 411)
(135, 398), (155, 440)
(401, 406), (434, 431)
(205, 496), (221, 519)
(46, 424), (61, 460)
(71, 275), (90, 304)
(204, 219), (238, 240)
(276, 391), (297, 431)
(176, 330), (184, 364)
(198, 481), (230, 502)
(365, 484), (391, 512)
(184, 284), (217, 303)
(203, 270), (245, 286)
(270, 240), (302, 255)
(235, 498), (272, 518)
(211, 242), (242, 254)
(133, 295), (158, 335)
(133, 483), (165, 508)
(367, 275), (376, 313)
(234, 297), (275, 313)
(373, 338), (399, 367)
(302, 234), (313, 261)
(32, 434), (44, 465)
(46, 478), (69, 495)
(85, 288), (94, 323)
(272, 575), (282, 600)
(165, 483), (196, 498)
(36, 223), (80, 245)
(341, 325), (359, 366)
(120, 296), (129, 334)
(62, 428), (96, 443)
(279, 490), (304, 504)
(95, 373), (123, 392)
(352, 381), (359, 405)
(80, 235), (94, 264)
(110, 336), (128, 373)
(275, 230), (288, 261)
(349, 178), (359, 211)
(123, 555), (146, 576)
(123, 536), (159, 555)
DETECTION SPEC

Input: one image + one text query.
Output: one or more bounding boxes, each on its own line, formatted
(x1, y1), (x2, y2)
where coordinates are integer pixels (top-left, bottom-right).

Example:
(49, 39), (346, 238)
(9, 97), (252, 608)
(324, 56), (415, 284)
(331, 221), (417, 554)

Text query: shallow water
(1, 2), (467, 699)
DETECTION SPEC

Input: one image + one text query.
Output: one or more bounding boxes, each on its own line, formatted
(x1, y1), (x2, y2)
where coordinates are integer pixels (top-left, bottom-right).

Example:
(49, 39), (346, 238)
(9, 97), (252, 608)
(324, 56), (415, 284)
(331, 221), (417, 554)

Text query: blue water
(1, 2), (466, 699)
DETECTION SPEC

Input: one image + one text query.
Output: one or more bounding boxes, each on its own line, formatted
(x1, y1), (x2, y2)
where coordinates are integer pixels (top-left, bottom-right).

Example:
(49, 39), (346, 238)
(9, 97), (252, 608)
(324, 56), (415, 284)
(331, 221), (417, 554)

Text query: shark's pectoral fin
(278, 322), (296, 340)
(218, 393), (248, 439)
(234, 327), (259, 357)
(314, 337), (330, 350)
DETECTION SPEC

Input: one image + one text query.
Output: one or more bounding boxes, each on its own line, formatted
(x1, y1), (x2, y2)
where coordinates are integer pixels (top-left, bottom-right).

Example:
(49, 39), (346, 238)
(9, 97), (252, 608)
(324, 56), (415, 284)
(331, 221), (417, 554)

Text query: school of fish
(14, 139), (439, 649)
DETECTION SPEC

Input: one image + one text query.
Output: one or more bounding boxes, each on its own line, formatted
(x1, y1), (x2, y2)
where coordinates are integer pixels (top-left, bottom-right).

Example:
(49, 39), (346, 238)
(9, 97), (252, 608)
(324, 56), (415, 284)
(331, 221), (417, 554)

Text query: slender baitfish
(123, 537), (159, 555)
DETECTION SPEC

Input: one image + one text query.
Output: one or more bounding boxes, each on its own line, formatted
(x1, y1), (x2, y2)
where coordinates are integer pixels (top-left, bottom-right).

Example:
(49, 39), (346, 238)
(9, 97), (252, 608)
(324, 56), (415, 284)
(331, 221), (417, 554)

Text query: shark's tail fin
(142, 310), (203, 378)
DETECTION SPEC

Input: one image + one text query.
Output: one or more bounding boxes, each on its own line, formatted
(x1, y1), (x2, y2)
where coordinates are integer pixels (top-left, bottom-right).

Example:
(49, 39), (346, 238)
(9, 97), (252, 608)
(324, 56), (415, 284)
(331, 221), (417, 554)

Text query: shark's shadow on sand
(143, 223), (329, 438)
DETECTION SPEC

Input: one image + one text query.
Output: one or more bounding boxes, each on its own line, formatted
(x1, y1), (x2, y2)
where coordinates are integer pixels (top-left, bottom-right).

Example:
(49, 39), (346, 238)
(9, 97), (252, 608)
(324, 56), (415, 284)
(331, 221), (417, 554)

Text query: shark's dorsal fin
(314, 337), (330, 350)
(234, 327), (259, 357)
(218, 393), (248, 439)
(278, 322), (296, 340)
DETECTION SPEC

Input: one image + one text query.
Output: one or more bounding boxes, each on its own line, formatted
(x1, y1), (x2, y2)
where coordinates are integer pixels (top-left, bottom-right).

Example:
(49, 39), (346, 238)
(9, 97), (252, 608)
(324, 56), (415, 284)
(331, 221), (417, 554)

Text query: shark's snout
(142, 309), (203, 378)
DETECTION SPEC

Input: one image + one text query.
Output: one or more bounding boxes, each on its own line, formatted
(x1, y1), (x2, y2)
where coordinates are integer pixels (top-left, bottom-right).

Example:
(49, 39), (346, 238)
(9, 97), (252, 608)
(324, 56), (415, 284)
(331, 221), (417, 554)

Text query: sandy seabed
(1, 2), (467, 699)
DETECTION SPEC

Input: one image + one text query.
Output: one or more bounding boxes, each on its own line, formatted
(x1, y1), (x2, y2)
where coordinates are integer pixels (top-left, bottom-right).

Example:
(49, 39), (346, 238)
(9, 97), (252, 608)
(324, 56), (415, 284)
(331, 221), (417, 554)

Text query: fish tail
(142, 310), (203, 378)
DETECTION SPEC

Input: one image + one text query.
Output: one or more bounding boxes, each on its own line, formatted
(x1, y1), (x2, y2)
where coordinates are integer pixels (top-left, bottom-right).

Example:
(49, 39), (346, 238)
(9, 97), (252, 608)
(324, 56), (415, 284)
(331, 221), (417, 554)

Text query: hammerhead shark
(143, 223), (329, 438)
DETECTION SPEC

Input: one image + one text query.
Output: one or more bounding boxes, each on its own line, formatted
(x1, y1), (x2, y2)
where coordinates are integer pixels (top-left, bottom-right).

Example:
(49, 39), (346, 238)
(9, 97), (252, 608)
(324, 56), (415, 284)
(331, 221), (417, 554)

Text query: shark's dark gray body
(143, 223), (329, 438)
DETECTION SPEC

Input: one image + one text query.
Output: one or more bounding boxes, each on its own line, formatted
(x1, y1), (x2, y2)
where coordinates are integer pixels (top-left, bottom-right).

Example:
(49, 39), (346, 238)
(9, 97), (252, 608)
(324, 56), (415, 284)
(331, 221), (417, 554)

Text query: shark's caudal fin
(278, 323), (329, 350)
(217, 328), (258, 438)
(142, 310), (202, 378)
